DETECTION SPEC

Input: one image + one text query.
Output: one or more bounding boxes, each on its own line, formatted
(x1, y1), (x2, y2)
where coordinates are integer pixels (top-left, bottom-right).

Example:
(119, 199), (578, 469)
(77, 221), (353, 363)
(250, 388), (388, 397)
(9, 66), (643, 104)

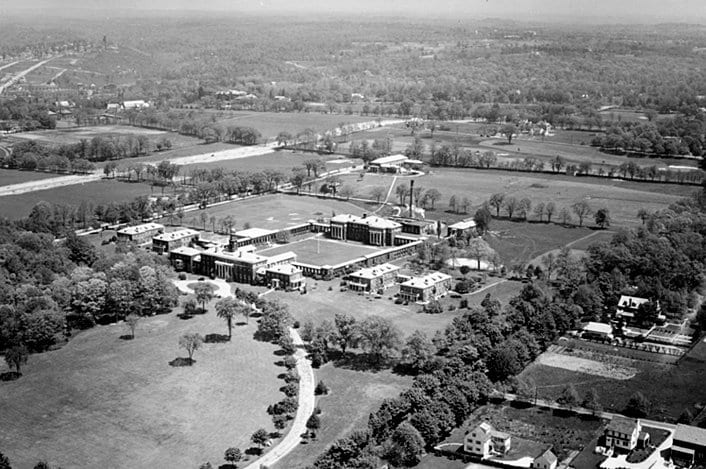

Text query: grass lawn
(180, 194), (366, 233)
(215, 111), (374, 139)
(264, 277), (523, 338)
(0, 179), (158, 220)
(181, 150), (361, 175)
(386, 168), (685, 228)
(0, 169), (60, 186)
(484, 219), (595, 267)
(259, 238), (380, 266)
(519, 339), (706, 421)
(0, 298), (284, 469)
(273, 364), (412, 469)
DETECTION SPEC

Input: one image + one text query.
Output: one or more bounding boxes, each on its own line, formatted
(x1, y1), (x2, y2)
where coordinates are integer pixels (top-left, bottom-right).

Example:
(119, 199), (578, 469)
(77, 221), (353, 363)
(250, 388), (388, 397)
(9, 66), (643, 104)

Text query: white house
(464, 422), (512, 458)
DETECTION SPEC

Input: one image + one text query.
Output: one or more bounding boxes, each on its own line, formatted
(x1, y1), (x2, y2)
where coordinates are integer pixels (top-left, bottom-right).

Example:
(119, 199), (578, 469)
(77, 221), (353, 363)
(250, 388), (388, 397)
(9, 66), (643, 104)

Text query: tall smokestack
(409, 179), (415, 219)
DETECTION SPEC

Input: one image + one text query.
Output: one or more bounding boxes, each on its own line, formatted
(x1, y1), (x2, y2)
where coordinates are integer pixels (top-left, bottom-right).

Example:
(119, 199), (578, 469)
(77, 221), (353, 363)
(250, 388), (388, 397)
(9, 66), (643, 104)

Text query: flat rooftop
(118, 223), (164, 235)
(234, 227), (277, 239)
(401, 272), (452, 289)
(153, 228), (199, 241)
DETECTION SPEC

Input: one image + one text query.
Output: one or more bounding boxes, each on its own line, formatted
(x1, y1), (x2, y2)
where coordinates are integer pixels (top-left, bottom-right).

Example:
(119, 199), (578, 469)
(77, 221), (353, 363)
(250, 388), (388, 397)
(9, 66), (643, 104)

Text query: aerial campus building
(329, 213), (402, 247)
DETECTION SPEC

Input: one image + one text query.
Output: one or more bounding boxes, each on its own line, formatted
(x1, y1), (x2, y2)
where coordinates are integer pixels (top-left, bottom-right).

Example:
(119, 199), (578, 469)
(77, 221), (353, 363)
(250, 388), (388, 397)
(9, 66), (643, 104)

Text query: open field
(386, 168), (685, 228)
(180, 194), (366, 232)
(485, 219), (594, 267)
(0, 298), (283, 469)
(0, 169), (61, 187)
(181, 150), (362, 175)
(274, 364), (411, 469)
(259, 237), (380, 266)
(215, 111), (375, 139)
(264, 277), (523, 337)
(9, 125), (198, 147)
(0, 179), (155, 219)
(519, 339), (706, 420)
(536, 351), (638, 380)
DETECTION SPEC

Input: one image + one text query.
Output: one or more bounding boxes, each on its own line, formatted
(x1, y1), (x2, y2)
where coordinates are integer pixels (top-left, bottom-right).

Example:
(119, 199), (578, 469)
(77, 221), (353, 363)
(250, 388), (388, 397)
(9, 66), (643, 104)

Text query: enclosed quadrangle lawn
(0, 300), (283, 469)
(259, 237), (380, 266)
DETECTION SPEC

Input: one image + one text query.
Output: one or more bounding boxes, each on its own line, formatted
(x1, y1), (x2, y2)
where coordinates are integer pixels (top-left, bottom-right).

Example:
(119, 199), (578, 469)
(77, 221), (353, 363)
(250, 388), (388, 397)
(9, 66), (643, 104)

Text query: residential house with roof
(604, 417), (646, 451)
(531, 448), (558, 469)
(329, 214), (402, 247)
(344, 263), (400, 293)
(672, 424), (706, 466)
(398, 272), (452, 303)
(616, 295), (665, 324)
(464, 422), (512, 458)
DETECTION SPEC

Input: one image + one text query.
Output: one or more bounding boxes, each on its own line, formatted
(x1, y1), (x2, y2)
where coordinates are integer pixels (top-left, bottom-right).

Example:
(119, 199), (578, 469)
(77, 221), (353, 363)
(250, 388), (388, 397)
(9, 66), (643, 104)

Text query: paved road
(242, 327), (315, 469)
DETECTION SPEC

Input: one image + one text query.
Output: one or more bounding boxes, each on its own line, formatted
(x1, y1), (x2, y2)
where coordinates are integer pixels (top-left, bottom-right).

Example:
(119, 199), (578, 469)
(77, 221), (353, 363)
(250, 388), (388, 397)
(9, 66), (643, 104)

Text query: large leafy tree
(215, 297), (240, 339)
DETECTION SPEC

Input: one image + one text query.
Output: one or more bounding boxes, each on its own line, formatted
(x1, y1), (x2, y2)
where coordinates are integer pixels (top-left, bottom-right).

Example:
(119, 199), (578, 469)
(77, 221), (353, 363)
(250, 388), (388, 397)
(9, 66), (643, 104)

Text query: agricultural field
(0, 179), (156, 219)
(0, 297), (283, 469)
(519, 339), (706, 420)
(179, 194), (366, 233)
(215, 111), (375, 139)
(0, 169), (61, 186)
(259, 237), (380, 267)
(274, 365), (411, 469)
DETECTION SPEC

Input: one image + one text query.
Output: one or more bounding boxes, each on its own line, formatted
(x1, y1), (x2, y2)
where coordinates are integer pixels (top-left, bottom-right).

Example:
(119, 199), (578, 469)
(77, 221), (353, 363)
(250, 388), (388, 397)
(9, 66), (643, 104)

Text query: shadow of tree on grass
(169, 357), (194, 367)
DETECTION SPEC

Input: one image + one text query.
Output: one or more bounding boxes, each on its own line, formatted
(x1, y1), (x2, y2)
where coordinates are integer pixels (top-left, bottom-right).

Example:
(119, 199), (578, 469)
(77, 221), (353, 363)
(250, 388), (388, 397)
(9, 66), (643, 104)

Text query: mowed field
(274, 365), (411, 469)
(9, 125), (199, 147)
(215, 111), (375, 139)
(180, 194), (366, 232)
(259, 237), (380, 266)
(0, 169), (61, 186)
(0, 299), (283, 469)
(0, 180), (156, 219)
(389, 168), (685, 228)
(181, 151), (362, 175)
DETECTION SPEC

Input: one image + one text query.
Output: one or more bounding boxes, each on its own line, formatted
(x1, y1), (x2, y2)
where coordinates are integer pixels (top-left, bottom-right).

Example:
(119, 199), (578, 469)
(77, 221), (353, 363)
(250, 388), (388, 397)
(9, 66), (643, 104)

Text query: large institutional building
(329, 214), (402, 246)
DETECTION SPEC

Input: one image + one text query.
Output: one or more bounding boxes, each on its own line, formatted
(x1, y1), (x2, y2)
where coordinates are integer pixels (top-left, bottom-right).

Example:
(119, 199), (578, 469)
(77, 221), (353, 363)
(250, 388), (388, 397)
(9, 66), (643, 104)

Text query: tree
(594, 208), (610, 228)
(193, 283), (215, 313)
(395, 184), (409, 205)
(251, 428), (269, 453)
(339, 185), (354, 200)
(519, 198), (532, 221)
(402, 330), (436, 372)
(625, 392), (650, 418)
(199, 211), (208, 229)
(582, 388), (602, 415)
(276, 131), (293, 146)
(224, 447), (242, 466)
(467, 237), (494, 270)
(334, 313), (357, 354)
(502, 123), (517, 144)
(356, 316), (403, 363)
(125, 314), (139, 339)
(215, 297), (239, 339)
(571, 201), (592, 227)
(489, 193), (505, 217)
(558, 207), (573, 226)
(370, 186), (386, 203)
(424, 188), (441, 209)
(0, 452), (10, 469)
(473, 206), (492, 234)
(557, 384), (580, 409)
(637, 208), (650, 225)
(179, 333), (204, 363)
(306, 413), (321, 431)
(504, 196), (519, 219)
(448, 194), (457, 213)
(386, 422), (425, 467)
(544, 201), (556, 223)
(533, 202), (545, 222)
(4, 345), (28, 374)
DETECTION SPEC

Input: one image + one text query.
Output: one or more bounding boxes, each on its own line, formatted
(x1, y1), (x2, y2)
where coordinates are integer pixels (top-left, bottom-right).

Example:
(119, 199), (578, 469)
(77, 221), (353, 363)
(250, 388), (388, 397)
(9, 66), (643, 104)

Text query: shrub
(306, 414), (321, 430)
(284, 369), (300, 383)
(315, 380), (330, 395)
(283, 355), (297, 370)
(293, 320), (300, 329)
(282, 382), (298, 397)
(178, 272), (187, 280)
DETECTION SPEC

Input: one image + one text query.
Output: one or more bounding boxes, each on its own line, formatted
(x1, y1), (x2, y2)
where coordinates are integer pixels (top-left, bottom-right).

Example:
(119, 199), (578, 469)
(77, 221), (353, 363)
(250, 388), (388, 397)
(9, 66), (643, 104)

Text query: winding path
(243, 327), (315, 469)
(172, 278), (316, 469)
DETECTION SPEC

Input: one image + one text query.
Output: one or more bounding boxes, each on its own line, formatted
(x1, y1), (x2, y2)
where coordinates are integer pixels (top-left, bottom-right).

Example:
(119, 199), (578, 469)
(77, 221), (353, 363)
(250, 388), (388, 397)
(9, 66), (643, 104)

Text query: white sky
(1, 0), (705, 22)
